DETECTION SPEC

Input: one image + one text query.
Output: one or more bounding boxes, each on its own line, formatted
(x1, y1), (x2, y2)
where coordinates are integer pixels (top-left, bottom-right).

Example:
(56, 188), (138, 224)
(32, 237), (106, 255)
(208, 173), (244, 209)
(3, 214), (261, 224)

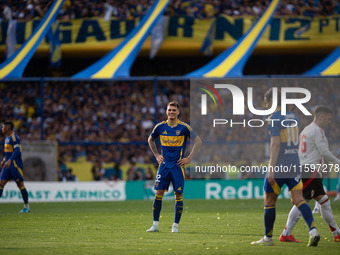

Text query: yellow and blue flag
(200, 19), (216, 57)
(48, 20), (61, 68)
(0, 0), (65, 79)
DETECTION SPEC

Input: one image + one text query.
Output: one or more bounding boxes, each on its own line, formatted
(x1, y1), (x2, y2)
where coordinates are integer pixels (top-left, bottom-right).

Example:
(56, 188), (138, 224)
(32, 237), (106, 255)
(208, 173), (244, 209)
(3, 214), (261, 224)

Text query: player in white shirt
(280, 106), (340, 243)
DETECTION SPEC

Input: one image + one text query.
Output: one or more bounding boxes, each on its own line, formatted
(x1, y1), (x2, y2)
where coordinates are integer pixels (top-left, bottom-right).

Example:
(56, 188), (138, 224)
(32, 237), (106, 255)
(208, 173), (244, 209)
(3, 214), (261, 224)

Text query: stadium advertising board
(0, 15), (339, 55)
(0, 181), (126, 202)
(0, 179), (336, 202)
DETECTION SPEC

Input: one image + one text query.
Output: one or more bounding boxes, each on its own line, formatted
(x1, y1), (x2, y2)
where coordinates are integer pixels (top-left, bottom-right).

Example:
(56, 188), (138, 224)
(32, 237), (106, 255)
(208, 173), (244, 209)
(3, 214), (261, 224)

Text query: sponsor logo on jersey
(160, 135), (184, 146)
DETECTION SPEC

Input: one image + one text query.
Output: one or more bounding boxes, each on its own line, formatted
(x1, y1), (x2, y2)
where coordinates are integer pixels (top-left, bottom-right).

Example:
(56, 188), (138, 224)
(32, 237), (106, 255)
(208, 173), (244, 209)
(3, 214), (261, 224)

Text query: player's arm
(1, 157), (5, 169)
(315, 130), (340, 165)
(4, 142), (21, 168)
(178, 136), (202, 167)
(148, 135), (164, 164)
(268, 136), (280, 185)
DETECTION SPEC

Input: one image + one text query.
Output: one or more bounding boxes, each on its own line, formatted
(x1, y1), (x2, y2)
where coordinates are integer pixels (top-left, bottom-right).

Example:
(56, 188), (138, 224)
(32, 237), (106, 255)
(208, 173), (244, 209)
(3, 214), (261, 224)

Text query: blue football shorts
(0, 166), (24, 183)
(154, 163), (185, 193)
(264, 175), (302, 195)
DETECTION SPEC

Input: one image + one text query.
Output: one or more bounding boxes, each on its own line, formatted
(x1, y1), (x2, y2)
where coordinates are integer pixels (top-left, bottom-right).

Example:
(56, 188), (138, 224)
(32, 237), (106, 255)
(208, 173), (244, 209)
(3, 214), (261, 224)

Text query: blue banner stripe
(0, 0), (65, 79)
(304, 46), (340, 76)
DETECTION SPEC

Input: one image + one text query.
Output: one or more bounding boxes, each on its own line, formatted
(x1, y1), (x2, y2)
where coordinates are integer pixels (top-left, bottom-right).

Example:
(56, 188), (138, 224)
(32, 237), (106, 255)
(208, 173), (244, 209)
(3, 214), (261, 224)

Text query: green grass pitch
(1, 199), (340, 254)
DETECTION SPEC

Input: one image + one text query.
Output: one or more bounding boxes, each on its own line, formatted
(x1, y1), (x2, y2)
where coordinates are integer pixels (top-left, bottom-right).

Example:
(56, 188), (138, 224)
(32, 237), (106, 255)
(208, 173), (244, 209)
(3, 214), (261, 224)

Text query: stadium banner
(73, 0), (170, 78)
(21, 141), (58, 181)
(0, 179), (337, 202)
(0, 0), (65, 78)
(304, 45), (340, 76)
(187, 0), (280, 77)
(0, 181), (126, 203)
(0, 15), (339, 56)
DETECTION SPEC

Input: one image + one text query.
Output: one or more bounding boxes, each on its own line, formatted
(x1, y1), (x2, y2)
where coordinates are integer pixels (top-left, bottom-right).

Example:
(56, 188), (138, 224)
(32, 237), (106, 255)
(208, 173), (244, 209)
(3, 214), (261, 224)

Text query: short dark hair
(314, 106), (333, 116)
(3, 121), (14, 130)
(264, 88), (281, 106)
(167, 101), (180, 109)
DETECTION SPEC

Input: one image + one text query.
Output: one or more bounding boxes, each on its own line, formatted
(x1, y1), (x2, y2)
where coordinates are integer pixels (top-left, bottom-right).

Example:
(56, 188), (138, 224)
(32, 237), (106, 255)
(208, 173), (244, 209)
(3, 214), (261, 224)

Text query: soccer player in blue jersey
(0, 121), (30, 213)
(251, 88), (319, 246)
(146, 101), (202, 233)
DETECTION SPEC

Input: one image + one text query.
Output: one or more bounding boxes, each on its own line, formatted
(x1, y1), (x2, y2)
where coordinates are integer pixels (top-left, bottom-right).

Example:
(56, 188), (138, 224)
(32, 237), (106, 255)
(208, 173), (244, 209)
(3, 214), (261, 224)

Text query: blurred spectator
(92, 160), (106, 181)
(145, 167), (154, 180)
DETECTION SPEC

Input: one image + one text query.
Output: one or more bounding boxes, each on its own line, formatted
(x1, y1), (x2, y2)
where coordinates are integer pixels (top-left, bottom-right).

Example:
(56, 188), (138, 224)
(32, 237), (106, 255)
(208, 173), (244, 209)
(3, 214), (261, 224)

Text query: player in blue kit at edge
(251, 88), (319, 246)
(0, 121), (30, 213)
(146, 101), (202, 233)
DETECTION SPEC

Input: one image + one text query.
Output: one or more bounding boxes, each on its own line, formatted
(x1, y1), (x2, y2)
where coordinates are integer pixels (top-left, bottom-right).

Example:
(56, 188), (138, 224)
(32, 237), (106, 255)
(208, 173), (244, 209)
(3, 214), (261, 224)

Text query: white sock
(263, 235), (272, 241)
(313, 201), (320, 210)
(153, 221), (159, 227)
(24, 204), (29, 209)
(319, 195), (340, 236)
(282, 205), (301, 236)
(173, 223), (178, 227)
(309, 228), (319, 236)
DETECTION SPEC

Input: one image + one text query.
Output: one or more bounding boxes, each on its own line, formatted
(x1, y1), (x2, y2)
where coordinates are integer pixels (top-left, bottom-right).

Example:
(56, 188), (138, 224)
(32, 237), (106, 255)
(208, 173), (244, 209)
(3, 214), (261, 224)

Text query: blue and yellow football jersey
(4, 132), (23, 170)
(151, 119), (197, 168)
(268, 110), (300, 168)
(265, 110), (302, 193)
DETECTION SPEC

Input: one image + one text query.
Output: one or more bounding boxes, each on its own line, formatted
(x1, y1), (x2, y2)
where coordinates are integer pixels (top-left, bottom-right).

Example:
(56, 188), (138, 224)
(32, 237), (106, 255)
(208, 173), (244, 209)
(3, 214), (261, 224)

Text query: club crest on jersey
(176, 130), (180, 136)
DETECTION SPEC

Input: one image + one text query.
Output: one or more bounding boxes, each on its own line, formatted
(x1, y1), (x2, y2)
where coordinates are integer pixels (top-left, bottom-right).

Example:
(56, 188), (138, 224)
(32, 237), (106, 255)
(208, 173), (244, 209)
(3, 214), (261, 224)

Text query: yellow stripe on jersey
(5, 144), (13, 152)
(11, 132), (16, 142)
(179, 121), (192, 131)
(13, 160), (24, 178)
(280, 129), (288, 143)
(152, 121), (165, 133)
(166, 119), (180, 127)
(160, 135), (184, 147)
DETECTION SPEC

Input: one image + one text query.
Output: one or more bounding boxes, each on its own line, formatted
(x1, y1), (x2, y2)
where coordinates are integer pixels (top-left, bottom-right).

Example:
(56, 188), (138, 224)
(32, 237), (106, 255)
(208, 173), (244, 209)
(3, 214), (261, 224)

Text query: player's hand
(177, 157), (191, 167)
(4, 159), (11, 168)
(267, 171), (275, 185)
(0, 160), (4, 169)
(155, 154), (164, 165)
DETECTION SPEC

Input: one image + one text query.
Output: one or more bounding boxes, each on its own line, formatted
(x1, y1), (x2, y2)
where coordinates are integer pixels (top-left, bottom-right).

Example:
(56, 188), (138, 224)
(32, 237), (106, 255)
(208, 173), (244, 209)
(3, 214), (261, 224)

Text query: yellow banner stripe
(0, 0), (64, 79)
(321, 56), (340, 75)
(92, 0), (168, 78)
(204, 0), (279, 77)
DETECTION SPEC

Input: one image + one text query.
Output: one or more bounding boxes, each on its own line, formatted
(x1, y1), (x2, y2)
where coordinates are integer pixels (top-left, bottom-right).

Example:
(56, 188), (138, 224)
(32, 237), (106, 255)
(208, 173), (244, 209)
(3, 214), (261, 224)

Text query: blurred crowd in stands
(0, 79), (340, 181)
(1, 0), (340, 22)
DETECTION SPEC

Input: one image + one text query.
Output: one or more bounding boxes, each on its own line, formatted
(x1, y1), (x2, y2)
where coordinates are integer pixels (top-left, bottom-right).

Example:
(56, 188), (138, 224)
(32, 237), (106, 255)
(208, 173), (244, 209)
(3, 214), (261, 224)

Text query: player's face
(323, 113), (332, 128)
(166, 105), (179, 120)
(2, 124), (9, 136)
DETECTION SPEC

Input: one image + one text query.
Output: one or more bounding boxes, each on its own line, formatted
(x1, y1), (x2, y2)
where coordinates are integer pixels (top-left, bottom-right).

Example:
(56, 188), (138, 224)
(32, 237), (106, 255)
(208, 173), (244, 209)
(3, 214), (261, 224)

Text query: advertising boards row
(0, 179), (337, 203)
